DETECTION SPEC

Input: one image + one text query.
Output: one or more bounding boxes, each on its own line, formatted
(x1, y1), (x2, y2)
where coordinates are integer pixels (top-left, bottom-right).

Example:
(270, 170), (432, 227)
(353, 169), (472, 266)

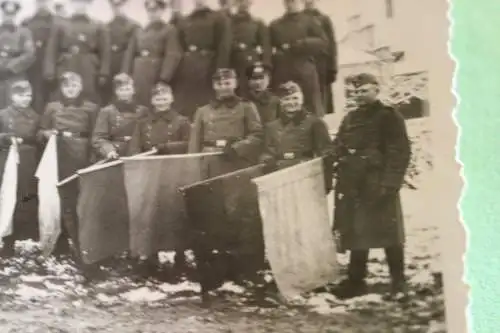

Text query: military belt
(113, 136), (132, 142)
(279, 151), (313, 160)
(186, 45), (212, 54)
(203, 139), (239, 148)
(137, 50), (162, 57)
(65, 46), (94, 55)
(0, 51), (22, 58)
(59, 131), (89, 138)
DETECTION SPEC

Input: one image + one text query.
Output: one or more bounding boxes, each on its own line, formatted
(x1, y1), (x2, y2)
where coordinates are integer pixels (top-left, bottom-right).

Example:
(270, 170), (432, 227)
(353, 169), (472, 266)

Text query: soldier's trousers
(2, 197), (39, 250)
(347, 245), (405, 282)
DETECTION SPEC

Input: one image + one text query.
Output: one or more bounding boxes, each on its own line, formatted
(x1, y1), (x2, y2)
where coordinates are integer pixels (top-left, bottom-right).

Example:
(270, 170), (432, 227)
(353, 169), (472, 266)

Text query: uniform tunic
(122, 21), (182, 108)
(188, 96), (263, 177)
(260, 110), (332, 170)
(247, 90), (280, 125)
(22, 9), (58, 114)
(102, 15), (139, 105)
(0, 106), (40, 241)
(230, 11), (271, 98)
(0, 24), (36, 109)
(303, 8), (337, 114)
(44, 14), (111, 104)
(172, 8), (232, 120)
(39, 99), (99, 180)
(128, 110), (190, 155)
(269, 12), (326, 116)
(92, 101), (148, 159)
(332, 100), (411, 250)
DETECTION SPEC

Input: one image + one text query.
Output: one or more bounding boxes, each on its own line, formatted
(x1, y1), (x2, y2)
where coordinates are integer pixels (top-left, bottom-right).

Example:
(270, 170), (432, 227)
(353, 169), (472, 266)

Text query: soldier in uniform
(172, 0), (232, 120)
(230, 0), (271, 98)
(92, 73), (148, 160)
(0, 0), (36, 109)
(121, 0), (182, 108)
(0, 81), (41, 257)
(303, 0), (337, 114)
(259, 81), (333, 178)
(245, 62), (279, 124)
(188, 68), (263, 177)
(44, 0), (111, 104)
(128, 82), (191, 278)
(53, 2), (67, 20)
(39, 72), (99, 255)
(22, 0), (58, 115)
(330, 73), (411, 300)
(269, 0), (327, 117)
(103, 0), (139, 106)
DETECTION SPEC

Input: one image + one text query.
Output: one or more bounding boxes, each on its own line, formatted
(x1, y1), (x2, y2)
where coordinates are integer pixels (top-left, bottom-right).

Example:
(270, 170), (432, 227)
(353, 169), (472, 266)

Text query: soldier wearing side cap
(0, 80), (41, 257)
(302, 0), (337, 115)
(172, 0), (232, 120)
(44, 0), (112, 104)
(38, 71), (99, 256)
(230, 0), (271, 98)
(330, 73), (411, 300)
(0, 0), (36, 110)
(103, 0), (140, 106)
(188, 68), (263, 177)
(246, 62), (279, 124)
(22, 0), (59, 115)
(269, 0), (327, 117)
(121, 0), (182, 108)
(259, 81), (333, 179)
(92, 73), (148, 160)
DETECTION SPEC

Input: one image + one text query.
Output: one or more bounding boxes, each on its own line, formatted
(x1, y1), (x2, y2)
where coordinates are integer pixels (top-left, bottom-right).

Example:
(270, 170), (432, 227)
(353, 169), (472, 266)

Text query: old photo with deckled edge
(0, 0), (465, 331)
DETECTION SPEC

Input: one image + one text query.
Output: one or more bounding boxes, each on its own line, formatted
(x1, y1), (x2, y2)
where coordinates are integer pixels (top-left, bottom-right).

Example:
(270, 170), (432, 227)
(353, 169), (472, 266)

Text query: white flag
(35, 135), (61, 256)
(0, 138), (20, 239)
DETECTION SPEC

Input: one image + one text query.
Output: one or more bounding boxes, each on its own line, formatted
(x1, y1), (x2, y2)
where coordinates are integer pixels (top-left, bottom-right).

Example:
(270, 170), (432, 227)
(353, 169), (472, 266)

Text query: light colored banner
(0, 139), (19, 239)
(252, 158), (339, 300)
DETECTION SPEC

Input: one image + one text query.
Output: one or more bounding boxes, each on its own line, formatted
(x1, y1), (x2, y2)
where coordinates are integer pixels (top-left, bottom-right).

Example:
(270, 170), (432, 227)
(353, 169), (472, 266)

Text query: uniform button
(141, 50), (150, 56)
(112, 44), (119, 51)
(188, 45), (197, 52)
(238, 43), (247, 50)
(256, 45), (263, 54)
(36, 40), (43, 48)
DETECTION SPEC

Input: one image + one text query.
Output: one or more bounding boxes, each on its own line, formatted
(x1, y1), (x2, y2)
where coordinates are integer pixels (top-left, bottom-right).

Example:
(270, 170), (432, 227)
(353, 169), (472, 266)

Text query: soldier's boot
(386, 246), (408, 301)
(332, 249), (369, 300)
(0, 237), (15, 258)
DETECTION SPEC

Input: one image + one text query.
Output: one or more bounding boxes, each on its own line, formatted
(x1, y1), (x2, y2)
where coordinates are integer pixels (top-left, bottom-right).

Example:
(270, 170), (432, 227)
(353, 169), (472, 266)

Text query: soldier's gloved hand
(107, 151), (119, 159)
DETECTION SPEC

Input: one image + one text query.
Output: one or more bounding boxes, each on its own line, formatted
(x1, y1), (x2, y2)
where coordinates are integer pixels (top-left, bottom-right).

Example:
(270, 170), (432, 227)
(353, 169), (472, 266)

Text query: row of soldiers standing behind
(2, 0), (337, 120)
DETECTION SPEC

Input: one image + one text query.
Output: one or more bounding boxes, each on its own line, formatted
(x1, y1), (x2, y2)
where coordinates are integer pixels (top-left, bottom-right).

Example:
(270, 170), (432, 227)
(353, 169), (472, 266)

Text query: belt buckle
(112, 44), (119, 52)
(238, 43), (247, 50)
(70, 45), (80, 53)
(62, 131), (73, 138)
(281, 43), (290, 50)
(78, 34), (86, 42)
(188, 45), (197, 52)
(141, 50), (150, 56)
(284, 152), (295, 160)
(348, 148), (356, 155)
(216, 140), (227, 148)
(124, 136), (131, 142)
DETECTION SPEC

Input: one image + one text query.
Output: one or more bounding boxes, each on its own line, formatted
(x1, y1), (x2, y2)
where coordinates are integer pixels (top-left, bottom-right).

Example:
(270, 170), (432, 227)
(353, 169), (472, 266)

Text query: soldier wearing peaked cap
(121, 0), (182, 108)
(330, 72), (411, 300)
(92, 73), (149, 160)
(188, 67), (263, 176)
(22, 0), (59, 115)
(246, 62), (279, 124)
(171, 0), (232, 120)
(230, 0), (272, 99)
(259, 80), (333, 180)
(102, 0), (140, 106)
(269, 0), (327, 117)
(44, 0), (112, 104)
(0, 0), (36, 110)
(0, 80), (41, 257)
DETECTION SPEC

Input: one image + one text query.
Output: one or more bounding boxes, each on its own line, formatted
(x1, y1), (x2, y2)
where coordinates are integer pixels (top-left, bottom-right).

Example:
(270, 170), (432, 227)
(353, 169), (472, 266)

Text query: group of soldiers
(0, 0), (413, 301)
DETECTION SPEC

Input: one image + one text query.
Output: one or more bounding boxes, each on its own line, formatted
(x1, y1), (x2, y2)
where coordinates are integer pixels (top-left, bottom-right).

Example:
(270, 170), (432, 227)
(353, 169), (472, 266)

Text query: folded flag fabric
(0, 138), (19, 239)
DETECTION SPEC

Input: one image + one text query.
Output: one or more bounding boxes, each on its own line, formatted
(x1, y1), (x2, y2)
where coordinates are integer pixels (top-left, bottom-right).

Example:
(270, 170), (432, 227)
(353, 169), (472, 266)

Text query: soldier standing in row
(230, 0), (271, 98)
(246, 62), (279, 124)
(0, 0), (36, 109)
(172, 0), (232, 120)
(0, 81), (41, 257)
(103, 0), (139, 106)
(269, 0), (326, 117)
(303, 0), (337, 114)
(44, 0), (111, 104)
(331, 73), (411, 300)
(23, 0), (58, 115)
(92, 73), (148, 160)
(122, 0), (182, 108)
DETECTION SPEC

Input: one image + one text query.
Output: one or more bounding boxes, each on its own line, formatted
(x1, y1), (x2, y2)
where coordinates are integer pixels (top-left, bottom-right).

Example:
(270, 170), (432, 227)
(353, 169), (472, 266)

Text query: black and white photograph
(0, 0), (461, 332)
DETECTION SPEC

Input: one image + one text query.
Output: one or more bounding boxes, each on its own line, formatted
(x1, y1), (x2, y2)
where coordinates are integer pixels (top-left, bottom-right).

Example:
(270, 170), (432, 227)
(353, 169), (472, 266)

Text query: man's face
(283, 0), (300, 12)
(213, 78), (237, 97)
(280, 91), (303, 115)
(115, 84), (134, 101)
(11, 90), (32, 109)
(249, 74), (269, 92)
(235, 0), (251, 11)
(303, 0), (315, 7)
(194, 0), (207, 8)
(151, 90), (173, 112)
(72, 0), (91, 13)
(353, 83), (379, 106)
(61, 80), (83, 99)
